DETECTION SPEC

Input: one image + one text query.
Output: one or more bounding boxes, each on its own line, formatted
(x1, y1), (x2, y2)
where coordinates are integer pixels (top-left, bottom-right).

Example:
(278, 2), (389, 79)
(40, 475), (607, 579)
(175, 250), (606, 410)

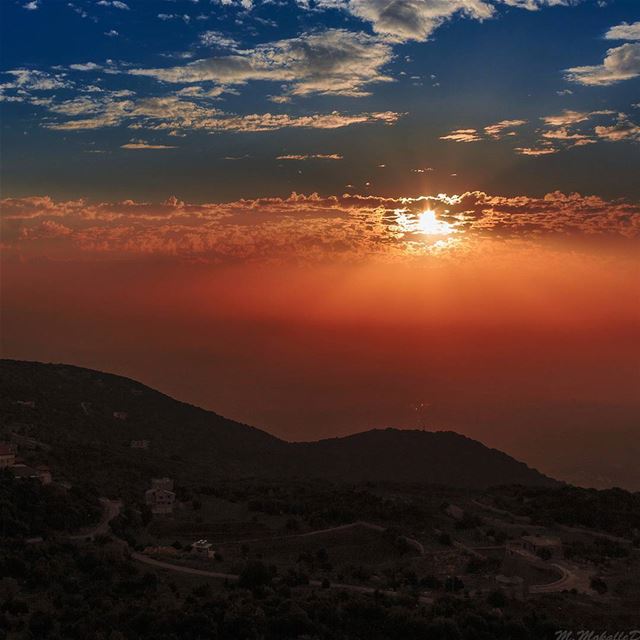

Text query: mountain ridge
(0, 359), (559, 489)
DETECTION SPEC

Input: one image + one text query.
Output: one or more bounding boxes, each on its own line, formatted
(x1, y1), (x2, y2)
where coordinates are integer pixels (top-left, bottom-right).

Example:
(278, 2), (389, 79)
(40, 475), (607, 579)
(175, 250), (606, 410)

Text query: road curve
(131, 551), (432, 604)
(66, 498), (122, 541)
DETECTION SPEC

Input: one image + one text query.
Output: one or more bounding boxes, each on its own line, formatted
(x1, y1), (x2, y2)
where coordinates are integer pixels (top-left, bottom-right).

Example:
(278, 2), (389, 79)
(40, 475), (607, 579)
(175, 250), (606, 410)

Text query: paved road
(66, 498), (121, 541)
(131, 552), (433, 603)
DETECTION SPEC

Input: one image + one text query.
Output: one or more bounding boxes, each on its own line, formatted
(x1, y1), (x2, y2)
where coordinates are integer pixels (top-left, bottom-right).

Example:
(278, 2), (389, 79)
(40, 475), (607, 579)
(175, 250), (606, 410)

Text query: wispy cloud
(121, 139), (177, 150)
(515, 146), (558, 156)
(440, 128), (482, 143)
(276, 153), (343, 160)
(604, 21), (640, 41)
(128, 29), (394, 99)
(565, 23), (640, 86)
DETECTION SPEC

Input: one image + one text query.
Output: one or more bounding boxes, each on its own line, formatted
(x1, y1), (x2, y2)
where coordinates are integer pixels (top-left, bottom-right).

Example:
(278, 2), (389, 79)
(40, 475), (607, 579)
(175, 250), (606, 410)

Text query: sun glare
(417, 210), (454, 235)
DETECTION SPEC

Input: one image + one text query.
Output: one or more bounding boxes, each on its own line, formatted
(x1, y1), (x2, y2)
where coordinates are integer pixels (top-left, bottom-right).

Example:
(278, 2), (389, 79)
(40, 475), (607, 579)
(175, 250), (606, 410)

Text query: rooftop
(521, 535), (562, 547)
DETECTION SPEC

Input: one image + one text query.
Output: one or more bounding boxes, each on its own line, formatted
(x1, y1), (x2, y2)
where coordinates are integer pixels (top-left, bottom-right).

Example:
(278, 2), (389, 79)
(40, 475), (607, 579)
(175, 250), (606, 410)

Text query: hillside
(0, 359), (558, 490)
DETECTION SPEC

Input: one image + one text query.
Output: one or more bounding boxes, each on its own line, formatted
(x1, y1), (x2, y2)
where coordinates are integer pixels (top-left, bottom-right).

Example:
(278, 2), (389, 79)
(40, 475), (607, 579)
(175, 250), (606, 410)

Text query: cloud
(199, 31), (241, 50)
(4, 190), (637, 264)
(442, 119), (526, 144)
(36, 90), (404, 133)
(594, 116), (640, 142)
(1, 69), (71, 91)
(97, 0), (130, 9)
(298, 0), (582, 43)
(341, 0), (495, 43)
(440, 128), (482, 142)
(23, 1), (39, 9)
(277, 154), (344, 160)
(121, 139), (177, 150)
(515, 146), (558, 156)
(30, 86), (404, 132)
(542, 109), (615, 126)
(605, 21), (640, 41)
(484, 119), (527, 138)
(565, 42), (640, 85)
(541, 127), (592, 145)
(128, 29), (394, 98)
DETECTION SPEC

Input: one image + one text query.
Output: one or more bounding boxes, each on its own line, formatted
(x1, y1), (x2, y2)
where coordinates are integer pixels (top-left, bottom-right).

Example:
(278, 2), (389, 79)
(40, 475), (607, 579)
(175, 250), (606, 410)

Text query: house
(445, 504), (465, 521)
(12, 464), (52, 485)
(521, 535), (563, 560)
(0, 443), (16, 468)
(145, 478), (176, 514)
(130, 439), (150, 449)
(113, 411), (128, 420)
(191, 539), (215, 559)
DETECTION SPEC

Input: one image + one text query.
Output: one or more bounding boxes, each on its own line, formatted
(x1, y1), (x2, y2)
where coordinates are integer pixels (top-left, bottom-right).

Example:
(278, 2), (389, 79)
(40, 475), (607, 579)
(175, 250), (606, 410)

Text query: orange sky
(1, 191), (639, 487)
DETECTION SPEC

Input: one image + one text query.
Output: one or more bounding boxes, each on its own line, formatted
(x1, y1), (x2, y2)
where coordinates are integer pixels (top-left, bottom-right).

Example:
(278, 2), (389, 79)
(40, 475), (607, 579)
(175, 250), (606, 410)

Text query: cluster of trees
(0, 470), (100, 537)
(224, 479), (431, 531)
(490, 485), (640, 540)
(1, 538), (563, 640)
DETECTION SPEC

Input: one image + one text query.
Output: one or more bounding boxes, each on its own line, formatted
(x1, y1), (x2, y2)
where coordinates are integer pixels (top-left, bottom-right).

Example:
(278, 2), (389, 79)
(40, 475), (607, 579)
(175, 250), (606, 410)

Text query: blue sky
(1, 0), (639, 200)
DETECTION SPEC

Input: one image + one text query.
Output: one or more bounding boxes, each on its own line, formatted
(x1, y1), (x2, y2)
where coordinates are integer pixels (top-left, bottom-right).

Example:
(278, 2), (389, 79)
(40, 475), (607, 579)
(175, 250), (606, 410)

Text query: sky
(1, 0), (639, 488)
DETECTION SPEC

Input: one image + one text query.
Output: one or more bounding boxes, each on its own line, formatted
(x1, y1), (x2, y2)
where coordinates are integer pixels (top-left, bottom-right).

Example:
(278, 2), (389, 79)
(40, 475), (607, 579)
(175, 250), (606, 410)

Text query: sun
(416, 210), (454, 235)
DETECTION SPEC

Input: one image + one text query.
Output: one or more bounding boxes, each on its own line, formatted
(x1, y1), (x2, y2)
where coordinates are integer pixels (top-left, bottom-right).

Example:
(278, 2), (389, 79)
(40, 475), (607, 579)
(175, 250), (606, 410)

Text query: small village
(5, 422), (636, 610)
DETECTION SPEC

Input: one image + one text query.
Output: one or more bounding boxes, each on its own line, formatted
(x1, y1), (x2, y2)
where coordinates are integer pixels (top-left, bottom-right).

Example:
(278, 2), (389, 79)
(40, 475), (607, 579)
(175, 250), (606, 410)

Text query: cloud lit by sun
(416, 210), (454, 236)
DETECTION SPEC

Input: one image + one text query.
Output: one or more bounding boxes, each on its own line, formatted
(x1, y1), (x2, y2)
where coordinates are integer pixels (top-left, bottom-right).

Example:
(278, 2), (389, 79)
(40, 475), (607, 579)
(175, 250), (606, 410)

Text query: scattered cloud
(515, 146), (558, 156)
(440, 128), (482, 143)
(1, 69), (71, 91)
(594, 116), (640, 142)
(604, 21), (640, 41)
(97, 0), (130, 9)
(121, 139), (177, 150)
(34, 89), (404, 132)
(339, 0), (495, 43)
(484, 119), (527, 138)
(298, 1), (582, 43)
(277, 153), (343, 160)
(128, 29), (394, 98)
(3, 190), (638, 263)
(542, 109), (615, 126)
(565, 40), (640, 86)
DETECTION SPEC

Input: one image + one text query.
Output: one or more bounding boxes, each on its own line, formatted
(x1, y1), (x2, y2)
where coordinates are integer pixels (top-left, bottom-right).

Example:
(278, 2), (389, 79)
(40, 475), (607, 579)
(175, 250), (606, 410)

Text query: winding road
(66, 498), (122, 541)
(131, 552), (433, 603)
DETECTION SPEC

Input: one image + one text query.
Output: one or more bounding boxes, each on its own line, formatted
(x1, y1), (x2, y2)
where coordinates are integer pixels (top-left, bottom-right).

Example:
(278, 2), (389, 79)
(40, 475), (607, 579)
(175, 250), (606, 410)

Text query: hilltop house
(191, 539), (215, 559)
(145, 478), (176, 514)
(12, 464), (52, 485)
(130, 439), (150, 449)
(0, 443), (16, 468)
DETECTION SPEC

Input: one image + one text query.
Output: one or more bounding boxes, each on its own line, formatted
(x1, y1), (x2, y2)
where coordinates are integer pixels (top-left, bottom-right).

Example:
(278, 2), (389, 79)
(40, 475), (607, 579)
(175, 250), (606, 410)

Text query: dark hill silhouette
(0, 359), (558, 488)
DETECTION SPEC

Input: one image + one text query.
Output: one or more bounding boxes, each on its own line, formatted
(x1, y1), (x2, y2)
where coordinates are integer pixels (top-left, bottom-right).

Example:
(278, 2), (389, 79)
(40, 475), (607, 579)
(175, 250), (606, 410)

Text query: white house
(191, 539), (215, 559)
(145, 478), (176, 514)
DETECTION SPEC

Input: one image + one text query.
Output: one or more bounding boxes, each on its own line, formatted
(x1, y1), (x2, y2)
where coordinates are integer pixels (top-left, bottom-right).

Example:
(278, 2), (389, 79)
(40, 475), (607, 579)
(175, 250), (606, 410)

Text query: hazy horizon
(2, 0), (639, 490)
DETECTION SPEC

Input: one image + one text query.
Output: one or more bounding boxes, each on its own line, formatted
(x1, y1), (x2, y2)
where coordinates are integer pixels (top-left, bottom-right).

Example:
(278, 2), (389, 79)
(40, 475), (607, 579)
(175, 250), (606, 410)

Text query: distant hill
(0, 359), (558, 490)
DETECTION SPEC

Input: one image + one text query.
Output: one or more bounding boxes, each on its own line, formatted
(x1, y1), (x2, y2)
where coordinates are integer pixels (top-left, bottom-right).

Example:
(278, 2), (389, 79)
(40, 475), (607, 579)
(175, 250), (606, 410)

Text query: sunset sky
(1, 0), (639, 487)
